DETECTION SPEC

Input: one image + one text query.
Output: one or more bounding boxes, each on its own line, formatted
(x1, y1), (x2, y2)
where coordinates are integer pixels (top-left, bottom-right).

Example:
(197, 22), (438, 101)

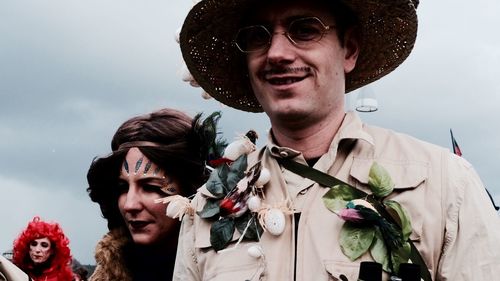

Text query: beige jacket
(174, 112), (500, 281)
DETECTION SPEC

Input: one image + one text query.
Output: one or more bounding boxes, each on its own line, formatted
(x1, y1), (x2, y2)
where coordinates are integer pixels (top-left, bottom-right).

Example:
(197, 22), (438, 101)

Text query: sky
(1, 0), (499, 265)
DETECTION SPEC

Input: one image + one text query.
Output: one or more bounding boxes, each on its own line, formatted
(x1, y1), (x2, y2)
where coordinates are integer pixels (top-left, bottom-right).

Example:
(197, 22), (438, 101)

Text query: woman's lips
(129, 220), (150, 230)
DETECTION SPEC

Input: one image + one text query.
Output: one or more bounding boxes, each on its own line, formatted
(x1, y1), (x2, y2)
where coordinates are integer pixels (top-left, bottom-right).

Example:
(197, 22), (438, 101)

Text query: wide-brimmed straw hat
(180, 0), (419, 113)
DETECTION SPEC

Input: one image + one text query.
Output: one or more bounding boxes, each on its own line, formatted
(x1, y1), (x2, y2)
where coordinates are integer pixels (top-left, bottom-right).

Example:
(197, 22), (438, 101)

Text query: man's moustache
(261, 66), (311, 76)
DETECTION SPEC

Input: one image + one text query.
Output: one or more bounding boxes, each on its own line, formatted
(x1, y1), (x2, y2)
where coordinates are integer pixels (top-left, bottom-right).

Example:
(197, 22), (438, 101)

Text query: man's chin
(270, 109), (310, 124)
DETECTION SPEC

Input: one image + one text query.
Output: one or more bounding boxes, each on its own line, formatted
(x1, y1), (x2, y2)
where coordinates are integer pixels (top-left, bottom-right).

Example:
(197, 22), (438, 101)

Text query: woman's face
(117, 147), (180, 245)
(29, 237), (52, 264)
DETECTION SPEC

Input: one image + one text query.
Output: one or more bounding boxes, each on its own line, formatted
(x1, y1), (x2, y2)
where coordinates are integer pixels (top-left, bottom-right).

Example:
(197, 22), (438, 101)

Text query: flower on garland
(155, 195), (194, 221)
(197, 130), (274, 251)
(322, 162), (413, 274)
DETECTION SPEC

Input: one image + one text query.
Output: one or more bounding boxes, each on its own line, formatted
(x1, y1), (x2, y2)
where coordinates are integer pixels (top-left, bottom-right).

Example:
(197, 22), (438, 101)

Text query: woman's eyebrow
(137, 177), (169, 185)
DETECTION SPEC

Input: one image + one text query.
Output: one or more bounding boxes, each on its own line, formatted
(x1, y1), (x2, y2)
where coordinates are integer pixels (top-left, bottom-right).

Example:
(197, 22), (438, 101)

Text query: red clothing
(28, 264), (73, 281)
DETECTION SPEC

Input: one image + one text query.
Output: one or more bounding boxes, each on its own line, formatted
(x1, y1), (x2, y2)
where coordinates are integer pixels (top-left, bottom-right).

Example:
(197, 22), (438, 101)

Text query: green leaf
(323, 184), (363, 212)
(235, 213), (263, 240)
(370, 229), (411, 273)
(226, 154), (247, 193)
(391, 242), (411, 274)
(368, 162), (394, 198)
(370, 229), (389, 271)
(384, 200), (412, 241)
(340, 223), (375, 261)
(197, 199), (221, 219)
(210, 218), (235, 251)
(205, 165), (229, 198)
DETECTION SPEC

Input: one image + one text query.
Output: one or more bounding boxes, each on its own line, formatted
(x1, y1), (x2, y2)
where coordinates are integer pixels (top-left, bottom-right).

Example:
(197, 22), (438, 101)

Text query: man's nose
(266, 30), (296, 65)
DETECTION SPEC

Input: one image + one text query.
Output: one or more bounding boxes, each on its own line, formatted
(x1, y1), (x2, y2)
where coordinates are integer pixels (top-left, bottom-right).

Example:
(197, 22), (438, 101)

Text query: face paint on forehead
(123, 160), (130, 175)
(143, 161), (152, 175)
(141, 161), (165, 178)
(153, 166), (161, 177)
(134, 157), (144, 175)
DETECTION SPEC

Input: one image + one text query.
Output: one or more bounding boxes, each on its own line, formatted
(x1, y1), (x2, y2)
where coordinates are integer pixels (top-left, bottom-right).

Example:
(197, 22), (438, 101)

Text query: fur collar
(90, 228), (132, 281)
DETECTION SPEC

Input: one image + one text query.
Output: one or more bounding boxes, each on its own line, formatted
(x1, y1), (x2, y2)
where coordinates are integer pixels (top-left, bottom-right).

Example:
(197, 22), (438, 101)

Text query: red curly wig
(12, 216), (73, 281)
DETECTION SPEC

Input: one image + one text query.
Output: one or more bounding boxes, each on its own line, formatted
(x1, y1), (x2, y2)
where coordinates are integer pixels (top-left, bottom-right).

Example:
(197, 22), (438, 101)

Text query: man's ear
(343, 28), (360, 74)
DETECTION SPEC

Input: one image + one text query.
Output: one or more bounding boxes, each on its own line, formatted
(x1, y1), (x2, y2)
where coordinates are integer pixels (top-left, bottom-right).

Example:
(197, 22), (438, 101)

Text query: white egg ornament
(264, 208), (286, 236)
(223, 137), (256, 161)
(255, 167), (271, 188)
(247, 195), (262, 212)
(247, 245), (264, 259)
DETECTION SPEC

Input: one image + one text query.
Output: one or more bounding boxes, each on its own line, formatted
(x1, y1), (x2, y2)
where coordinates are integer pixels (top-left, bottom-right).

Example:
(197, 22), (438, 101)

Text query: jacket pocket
(350, 158), (428, 191)
(203, 263), (265, 281)
(350, 158), (427, 242)
(324, 260), (360, 281)
(200, 243), (266, 281)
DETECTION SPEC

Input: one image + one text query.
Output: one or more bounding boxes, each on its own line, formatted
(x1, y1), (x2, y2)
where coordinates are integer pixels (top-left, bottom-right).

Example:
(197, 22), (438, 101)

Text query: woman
(12, 216), (73, 281)
(87, 108), (221, 281)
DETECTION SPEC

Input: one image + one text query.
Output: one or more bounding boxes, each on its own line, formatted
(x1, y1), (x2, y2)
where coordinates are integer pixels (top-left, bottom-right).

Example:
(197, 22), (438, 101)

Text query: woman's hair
(12, 216), (73, 279)
(87, 108), (221, 230)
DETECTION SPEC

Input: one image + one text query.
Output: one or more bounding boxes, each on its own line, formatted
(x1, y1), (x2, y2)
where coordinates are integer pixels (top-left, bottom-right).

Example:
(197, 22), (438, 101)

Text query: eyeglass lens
(235, 17), (329, 52)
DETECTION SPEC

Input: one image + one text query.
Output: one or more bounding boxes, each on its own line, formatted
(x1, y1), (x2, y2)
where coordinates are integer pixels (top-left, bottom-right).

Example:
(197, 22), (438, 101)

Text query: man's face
(245, 0), (358, 125)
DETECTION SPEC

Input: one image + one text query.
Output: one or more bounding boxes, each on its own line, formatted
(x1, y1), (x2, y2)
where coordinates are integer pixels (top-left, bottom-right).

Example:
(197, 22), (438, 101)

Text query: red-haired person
(12, 216), (73, 281)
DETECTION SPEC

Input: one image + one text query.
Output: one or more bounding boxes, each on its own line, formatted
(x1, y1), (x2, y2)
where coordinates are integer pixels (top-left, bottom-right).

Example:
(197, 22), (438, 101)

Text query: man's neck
(271, 112), (346, 159)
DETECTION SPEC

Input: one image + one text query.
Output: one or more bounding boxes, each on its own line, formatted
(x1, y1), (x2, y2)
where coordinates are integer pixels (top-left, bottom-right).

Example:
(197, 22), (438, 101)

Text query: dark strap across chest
(276, 157), (432, 281)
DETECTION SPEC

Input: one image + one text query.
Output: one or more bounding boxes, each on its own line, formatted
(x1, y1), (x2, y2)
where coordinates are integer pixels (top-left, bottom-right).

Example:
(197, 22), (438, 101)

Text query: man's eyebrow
(286, 14), (316, 21)
(249, 14), (318, 25)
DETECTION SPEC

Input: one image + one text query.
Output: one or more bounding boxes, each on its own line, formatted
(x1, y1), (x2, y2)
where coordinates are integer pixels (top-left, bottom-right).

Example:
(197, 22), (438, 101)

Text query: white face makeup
(117, 147), (180, 245)
(29, 237), (52, 264)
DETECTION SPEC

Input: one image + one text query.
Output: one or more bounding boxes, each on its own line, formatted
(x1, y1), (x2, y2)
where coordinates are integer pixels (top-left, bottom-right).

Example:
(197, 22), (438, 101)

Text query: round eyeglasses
(234, 17), (335, 53)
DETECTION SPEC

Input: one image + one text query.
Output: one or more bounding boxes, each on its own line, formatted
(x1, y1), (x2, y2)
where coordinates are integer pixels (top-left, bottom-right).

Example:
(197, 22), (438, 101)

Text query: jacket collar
(267, 111), (374, 159)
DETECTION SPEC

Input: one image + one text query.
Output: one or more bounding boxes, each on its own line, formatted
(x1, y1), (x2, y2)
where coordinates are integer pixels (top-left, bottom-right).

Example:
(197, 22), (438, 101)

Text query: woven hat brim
(180, 0), (418, 113)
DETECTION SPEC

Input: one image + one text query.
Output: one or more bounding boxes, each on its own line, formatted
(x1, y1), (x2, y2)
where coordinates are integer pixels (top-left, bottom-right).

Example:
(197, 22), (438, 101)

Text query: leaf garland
(210, 218), (235, 251)
(340, 223), (376, 261)
(198, 154), (264, 251)
(322, 162), (413, 274)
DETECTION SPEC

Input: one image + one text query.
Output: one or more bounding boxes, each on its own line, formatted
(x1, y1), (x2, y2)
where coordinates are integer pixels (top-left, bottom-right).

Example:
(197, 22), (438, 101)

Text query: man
(175, 0), (500, 280)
